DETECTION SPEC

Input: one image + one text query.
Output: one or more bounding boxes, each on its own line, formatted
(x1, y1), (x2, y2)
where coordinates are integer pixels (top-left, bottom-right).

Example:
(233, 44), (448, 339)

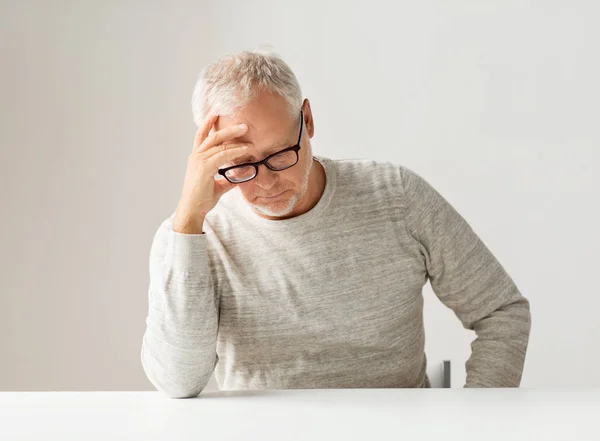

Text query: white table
(1, 389), (599, 441)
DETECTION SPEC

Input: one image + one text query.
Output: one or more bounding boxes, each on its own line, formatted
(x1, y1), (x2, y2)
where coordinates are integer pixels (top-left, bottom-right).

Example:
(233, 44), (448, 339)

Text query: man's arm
(141, 214), (219, 398)
(399, 166), (531, 387)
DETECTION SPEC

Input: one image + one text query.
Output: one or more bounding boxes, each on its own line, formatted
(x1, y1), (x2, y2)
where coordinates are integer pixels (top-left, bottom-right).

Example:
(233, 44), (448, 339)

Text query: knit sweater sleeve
(399, 166), (531, 387)
(141, 215), (219, 397)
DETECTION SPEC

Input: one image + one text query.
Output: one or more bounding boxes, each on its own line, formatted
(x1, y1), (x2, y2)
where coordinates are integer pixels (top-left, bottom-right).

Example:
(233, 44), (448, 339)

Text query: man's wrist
(173, 212), (205, 234)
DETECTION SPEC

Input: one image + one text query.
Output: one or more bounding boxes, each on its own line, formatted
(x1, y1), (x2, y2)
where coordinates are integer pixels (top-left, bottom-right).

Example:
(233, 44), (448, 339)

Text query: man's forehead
(218, 114), (296, 159)
(216, 112), (293, 130)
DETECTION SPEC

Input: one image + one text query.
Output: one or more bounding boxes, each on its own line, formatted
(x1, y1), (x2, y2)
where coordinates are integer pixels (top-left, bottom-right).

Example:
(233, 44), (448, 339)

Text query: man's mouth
(259, 191), (286, 199)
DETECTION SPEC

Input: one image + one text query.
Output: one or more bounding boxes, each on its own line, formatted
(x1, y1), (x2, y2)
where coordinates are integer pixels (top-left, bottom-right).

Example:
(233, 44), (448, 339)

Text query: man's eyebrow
(237, 141), (292, 161)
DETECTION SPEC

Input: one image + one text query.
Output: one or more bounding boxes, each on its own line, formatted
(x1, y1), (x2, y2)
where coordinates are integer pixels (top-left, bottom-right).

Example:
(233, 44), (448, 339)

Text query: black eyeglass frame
(217, 110), (304, 184)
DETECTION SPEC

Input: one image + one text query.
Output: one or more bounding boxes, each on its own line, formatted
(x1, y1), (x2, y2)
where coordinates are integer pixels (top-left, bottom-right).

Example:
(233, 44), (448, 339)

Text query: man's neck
(300, 158), (326, 214)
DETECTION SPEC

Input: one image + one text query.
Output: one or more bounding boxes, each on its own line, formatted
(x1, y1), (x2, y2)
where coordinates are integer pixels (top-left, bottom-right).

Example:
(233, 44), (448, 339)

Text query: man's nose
(254, 164), (278, 187)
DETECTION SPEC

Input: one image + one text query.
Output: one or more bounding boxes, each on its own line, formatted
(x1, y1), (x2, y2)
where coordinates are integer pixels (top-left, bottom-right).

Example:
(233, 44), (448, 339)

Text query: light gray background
(1, 0), (598, 391)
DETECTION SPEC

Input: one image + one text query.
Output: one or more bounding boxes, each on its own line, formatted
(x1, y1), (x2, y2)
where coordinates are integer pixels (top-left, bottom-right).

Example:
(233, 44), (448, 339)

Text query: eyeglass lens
(224, 149), (298, 183)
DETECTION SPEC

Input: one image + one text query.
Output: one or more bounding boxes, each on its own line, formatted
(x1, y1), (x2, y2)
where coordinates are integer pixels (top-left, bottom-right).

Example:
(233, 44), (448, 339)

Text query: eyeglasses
(217, 110), (304, 184)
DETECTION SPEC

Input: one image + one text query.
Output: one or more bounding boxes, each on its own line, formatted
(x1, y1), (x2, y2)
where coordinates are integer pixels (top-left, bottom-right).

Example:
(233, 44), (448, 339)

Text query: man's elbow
(141, 348), (208, 399)
(145, 367), (207, 399)
(508, 296), (532, 333)
(471, 295), (532, 342)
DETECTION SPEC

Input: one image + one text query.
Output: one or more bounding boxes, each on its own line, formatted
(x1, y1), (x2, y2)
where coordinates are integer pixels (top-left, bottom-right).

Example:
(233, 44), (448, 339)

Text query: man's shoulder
(324, 156), (409, 188)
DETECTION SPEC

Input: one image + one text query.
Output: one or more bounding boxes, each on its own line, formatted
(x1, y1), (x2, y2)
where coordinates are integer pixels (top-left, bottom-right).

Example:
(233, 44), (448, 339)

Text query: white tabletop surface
(1, 388), (599, 441)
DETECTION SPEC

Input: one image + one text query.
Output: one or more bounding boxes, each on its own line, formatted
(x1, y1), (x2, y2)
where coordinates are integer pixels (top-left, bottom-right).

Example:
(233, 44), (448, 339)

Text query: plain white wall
(1, 0), (598, 391)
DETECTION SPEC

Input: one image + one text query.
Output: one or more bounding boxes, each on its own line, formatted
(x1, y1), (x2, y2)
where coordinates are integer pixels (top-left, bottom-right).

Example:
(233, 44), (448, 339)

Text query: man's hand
(173, 115), (249, 234)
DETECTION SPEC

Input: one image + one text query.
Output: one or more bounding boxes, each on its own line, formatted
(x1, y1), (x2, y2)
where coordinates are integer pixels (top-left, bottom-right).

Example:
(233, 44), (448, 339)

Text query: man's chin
(250, 203), (293, 217)
(250, 194), (300, 217)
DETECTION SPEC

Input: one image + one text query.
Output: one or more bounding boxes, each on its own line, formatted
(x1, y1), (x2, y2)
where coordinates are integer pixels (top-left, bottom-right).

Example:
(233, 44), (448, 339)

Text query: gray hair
(191, 46), (303, 126)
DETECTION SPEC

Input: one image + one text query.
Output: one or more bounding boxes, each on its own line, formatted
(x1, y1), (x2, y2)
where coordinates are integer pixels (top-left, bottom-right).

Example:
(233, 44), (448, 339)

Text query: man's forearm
(464, 296), (531, 387)
(141, 217), (218, 398)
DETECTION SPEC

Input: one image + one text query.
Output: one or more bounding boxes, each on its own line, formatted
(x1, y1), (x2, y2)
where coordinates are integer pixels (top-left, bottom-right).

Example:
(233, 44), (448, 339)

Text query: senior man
(141, 48), (531, 398)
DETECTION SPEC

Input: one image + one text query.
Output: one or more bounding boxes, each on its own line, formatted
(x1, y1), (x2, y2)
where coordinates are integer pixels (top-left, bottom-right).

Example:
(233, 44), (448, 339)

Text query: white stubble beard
(247, 157), (314, 218)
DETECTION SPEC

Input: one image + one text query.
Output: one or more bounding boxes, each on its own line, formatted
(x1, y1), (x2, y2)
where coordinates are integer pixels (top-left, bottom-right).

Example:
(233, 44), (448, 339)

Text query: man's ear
(302, 99), (315, 138)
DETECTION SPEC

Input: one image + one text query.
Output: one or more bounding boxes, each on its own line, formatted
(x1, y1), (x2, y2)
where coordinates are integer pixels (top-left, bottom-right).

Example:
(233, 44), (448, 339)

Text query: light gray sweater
(141, 156), (531, 397)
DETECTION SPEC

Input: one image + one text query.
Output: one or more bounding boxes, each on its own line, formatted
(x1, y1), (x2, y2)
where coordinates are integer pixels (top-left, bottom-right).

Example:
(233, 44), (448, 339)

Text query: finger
(204, 144), (251, 171)
(193, 113), (219, 152)
(198, 123), (248, 153)
(197, 142), (248, 157)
